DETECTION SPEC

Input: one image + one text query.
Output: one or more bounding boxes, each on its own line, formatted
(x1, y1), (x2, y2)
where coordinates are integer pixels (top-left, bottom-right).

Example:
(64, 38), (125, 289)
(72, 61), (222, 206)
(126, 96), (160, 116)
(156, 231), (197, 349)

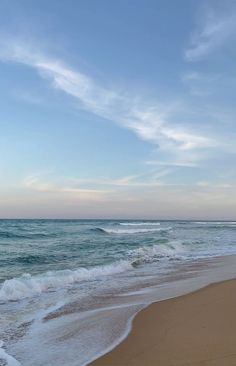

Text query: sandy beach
(89, 278), (236, 366)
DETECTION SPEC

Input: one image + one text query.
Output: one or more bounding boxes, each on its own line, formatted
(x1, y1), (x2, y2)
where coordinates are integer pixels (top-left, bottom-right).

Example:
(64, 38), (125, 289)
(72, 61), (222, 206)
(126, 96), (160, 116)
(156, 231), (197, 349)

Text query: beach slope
(89, 279), (236, 366)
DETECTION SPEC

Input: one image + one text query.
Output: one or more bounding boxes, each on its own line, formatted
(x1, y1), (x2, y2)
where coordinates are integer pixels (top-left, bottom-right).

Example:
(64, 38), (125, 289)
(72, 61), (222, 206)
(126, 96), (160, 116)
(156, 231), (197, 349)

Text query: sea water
(0, 219), (236, 365)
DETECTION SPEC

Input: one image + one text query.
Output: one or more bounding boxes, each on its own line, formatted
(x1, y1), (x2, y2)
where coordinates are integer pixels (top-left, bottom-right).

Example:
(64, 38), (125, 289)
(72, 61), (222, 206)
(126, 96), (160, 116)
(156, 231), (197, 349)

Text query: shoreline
(4, 255), (236, 366)
(88, 277), (236, 366)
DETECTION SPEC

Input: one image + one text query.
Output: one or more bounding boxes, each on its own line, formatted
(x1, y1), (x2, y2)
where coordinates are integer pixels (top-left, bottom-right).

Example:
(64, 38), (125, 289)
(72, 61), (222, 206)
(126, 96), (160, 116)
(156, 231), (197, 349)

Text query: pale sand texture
(89, 279), (236, 366)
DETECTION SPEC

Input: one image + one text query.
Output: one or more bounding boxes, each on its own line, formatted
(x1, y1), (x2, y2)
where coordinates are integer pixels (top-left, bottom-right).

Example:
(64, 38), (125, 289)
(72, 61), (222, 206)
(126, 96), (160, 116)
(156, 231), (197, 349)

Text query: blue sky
(0, 0), (236, 219)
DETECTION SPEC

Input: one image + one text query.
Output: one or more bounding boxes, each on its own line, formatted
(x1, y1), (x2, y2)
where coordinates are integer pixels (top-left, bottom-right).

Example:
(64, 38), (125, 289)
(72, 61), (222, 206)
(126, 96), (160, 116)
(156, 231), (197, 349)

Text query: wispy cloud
(0, 36), (214, 160)
(23, 168), (173, 201)
(146, 160), (197, 168)
(64, 169), (172, 188)
(24, 174), (109, 201)
(185, 9), (236, 62)
(5, 172), (235, 219)
(196, 181), (233, 189)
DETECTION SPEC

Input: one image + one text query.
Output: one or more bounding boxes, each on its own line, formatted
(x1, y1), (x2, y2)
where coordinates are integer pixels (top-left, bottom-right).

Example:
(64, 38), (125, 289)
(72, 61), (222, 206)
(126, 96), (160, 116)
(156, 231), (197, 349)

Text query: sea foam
(98, 227), (172, 234)
(0, 261), (132, 302)
(0, 239), (184, 302)
(119, 222), (160, 226)
(0, 341), (21, 366)
(129, 241), (185, 265)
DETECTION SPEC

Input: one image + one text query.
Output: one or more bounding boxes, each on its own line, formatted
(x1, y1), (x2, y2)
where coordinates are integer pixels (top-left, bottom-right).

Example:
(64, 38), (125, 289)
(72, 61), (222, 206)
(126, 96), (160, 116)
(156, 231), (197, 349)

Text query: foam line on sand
(89, 278), (236, 366)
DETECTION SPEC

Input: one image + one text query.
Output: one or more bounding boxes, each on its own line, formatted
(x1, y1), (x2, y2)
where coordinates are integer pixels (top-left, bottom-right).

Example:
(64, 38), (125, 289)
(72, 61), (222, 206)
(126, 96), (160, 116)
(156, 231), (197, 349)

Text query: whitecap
(129, 241), (185, 265)
(0, 261), (132, 302)
(119, 222), (160, 226)
(99, 227), (172, 234)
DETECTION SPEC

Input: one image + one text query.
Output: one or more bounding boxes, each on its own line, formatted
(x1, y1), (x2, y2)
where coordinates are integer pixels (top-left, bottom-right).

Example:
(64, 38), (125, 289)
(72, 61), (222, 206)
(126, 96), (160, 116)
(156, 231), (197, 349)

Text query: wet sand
(89, 278), (236, 366)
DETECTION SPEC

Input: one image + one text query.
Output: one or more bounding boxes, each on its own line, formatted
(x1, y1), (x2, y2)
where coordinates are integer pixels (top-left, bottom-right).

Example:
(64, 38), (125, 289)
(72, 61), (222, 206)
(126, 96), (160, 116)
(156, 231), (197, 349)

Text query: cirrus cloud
(0, 36), (215, 162)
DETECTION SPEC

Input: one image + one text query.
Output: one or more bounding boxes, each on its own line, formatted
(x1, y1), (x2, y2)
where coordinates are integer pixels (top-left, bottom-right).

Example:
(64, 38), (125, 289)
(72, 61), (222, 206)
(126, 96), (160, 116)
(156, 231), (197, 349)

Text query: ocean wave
(13, 254), (62, 265)
(0, 231), (29, 239)
(96, 227), (172, 234)
(91, 227), (107, 233)
(0, 240), (186, 302)
(193, 221), (236, 228)
(129, 241), (185, 265)
(193, 221), (236, 225)
(0, 231), (56, 239)
(119, 222), (160, 226)
(0, 261), (132, 302)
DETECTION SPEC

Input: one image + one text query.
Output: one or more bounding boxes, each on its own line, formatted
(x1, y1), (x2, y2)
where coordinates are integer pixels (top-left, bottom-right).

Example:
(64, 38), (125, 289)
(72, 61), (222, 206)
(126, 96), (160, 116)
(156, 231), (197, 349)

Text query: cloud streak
(0, 36), (214, 160)
(17, 173), (236, 220)
(185, 9), (236, 61)
(24, 174), (109, 201)
(22, 167), (177, 207)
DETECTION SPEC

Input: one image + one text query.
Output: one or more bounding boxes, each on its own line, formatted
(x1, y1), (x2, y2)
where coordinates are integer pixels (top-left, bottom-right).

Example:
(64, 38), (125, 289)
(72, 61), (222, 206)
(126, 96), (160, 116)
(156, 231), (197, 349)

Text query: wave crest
(0, 241), (184, 303)
(129, 241), (185, 265)
(0, 261), (132, 302)
(119, 222), (160, 226)
(96, 227), (172, 234)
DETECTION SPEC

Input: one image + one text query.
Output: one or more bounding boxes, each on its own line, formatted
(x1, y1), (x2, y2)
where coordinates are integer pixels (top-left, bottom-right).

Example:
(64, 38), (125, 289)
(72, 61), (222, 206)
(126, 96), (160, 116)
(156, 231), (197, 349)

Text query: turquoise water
(1, 219), (236, 365)
(1, 219), (236, 300)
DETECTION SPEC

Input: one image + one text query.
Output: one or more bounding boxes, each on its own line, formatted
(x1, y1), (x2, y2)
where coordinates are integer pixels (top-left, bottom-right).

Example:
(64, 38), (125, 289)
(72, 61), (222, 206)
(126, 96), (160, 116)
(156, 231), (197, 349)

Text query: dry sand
(89, 279), (236, 366)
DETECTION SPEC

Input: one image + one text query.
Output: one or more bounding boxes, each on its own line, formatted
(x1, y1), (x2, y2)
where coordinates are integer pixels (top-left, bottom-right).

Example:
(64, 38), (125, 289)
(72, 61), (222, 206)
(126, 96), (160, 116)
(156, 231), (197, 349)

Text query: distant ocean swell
(193, 222), (236, 229)
(193, 221), (236, 225)
(0, 231), (56, 239)
(0, 241), (184, 302)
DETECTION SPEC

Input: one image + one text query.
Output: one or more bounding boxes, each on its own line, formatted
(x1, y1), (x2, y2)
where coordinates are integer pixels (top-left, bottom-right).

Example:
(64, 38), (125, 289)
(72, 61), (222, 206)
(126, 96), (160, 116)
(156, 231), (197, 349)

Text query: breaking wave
(0, 261), (132, 302)
(0, 240), (185, 302)
(119, 222), (160, 226)
(96, 227), (172, 234)
(129, 241), (185, 265)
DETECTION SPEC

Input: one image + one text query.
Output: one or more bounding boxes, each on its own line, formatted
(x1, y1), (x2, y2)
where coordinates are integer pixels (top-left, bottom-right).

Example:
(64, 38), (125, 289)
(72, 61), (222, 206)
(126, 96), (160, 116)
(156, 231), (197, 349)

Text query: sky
(0, 0), (236, 219)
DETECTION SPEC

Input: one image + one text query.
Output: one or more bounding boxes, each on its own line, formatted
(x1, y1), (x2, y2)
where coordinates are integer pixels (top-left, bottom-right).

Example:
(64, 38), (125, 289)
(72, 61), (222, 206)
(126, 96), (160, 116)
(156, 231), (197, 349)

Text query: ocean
(1, 219), (236, 365)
